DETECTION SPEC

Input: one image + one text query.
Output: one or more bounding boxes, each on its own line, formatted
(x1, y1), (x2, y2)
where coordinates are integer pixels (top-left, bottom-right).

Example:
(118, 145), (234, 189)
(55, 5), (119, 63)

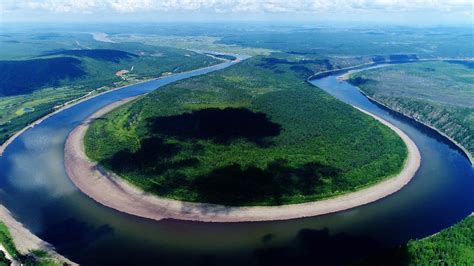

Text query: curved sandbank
(64, 95), (421, 223)
(0, 204), (77, 265)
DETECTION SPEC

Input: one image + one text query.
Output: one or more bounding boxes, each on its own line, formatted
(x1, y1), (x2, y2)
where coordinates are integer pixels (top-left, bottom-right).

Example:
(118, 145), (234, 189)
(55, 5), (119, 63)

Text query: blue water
(0, 61), (472, 265)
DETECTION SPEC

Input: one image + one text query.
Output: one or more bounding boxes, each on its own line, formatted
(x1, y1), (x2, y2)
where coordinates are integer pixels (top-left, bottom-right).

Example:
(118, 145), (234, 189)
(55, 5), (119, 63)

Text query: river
(0, 60), (472, 265)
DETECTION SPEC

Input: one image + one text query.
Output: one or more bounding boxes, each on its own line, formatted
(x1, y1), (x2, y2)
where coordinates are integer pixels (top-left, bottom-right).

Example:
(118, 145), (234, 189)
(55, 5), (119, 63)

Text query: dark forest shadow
(101, 107), (343, 206)
(103, 136), (342, 205)
(188, 159), (341, 206)
(146, 108), (281, 146)
(103, 136), (199, 176)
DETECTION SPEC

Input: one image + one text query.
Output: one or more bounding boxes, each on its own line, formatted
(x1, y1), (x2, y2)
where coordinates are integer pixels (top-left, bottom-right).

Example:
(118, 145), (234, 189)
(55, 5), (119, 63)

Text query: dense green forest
(349, 61), (474, 158)
(361, 215), (474, 265)
(406, 215), (474, 265)
(0, 32), (221, 145)
(85, 55), (407, 206)
(0, 57), (86, 96)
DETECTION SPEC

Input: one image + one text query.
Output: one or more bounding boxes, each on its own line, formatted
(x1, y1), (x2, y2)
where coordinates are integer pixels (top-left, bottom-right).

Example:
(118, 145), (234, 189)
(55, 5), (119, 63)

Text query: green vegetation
(110, 26), (473, 59)
(0, 31), (221, 145)
(43, 48), (138, 62)
(406, 215), (474, 265)
(0, 222), (62, 266)
(361, 215), (474, 265)
(0, 57), (86, 96)
(0, 252), (10, 266)
(85, 55), (407, 206)
(110, 34), (377, 72)
(349, 61), (474, 157)
(216, 27), (474, 59)
(0, 222), (19, 259)
(111, 34), (275, 56)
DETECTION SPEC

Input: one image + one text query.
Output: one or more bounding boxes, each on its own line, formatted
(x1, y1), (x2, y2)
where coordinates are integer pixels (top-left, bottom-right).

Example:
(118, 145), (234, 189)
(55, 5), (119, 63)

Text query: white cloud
(0, 0), (472, 14)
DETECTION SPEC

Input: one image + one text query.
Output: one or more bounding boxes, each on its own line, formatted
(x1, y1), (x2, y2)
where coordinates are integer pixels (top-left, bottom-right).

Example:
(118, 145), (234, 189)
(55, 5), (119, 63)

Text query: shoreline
(64, 96), (421, 223)
(0, 57), (233, 157)
(309, 57), (474, 80)
(0, 77), (157, 156)
(337, 68), (474, 166)
(361, 92), (474, 166)
(309, 57), (473, 166)
(0, 56), (234, 263)
(0, 204), (76, 265)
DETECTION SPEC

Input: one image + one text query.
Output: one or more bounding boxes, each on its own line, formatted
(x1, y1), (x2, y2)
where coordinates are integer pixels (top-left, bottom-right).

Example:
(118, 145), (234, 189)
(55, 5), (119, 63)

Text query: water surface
(0, 61), (472, 265)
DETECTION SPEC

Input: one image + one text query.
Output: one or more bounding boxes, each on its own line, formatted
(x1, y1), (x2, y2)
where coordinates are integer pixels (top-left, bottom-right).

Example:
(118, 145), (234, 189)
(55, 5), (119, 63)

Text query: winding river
(0, 59), (472, 265)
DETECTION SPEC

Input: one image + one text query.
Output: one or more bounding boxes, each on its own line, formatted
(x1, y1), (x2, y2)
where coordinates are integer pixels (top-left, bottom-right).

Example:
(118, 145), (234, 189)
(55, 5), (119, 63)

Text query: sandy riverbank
(0, 205), (76, 265)
(0, 78), (156, 157)
(64, 96), (421, 223)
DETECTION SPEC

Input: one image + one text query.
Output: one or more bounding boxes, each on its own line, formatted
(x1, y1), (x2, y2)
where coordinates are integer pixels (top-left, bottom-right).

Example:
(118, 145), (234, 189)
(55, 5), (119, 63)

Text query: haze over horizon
(1, 0), (473, 26)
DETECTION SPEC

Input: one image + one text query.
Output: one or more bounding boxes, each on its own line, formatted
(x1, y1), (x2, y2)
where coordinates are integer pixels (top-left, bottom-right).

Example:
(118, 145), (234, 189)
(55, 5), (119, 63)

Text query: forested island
(84, 55), (408, 206)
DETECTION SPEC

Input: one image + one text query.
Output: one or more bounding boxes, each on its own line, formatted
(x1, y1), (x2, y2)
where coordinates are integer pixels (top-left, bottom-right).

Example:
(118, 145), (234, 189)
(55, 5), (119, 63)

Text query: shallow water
(0, 61), (472, 265)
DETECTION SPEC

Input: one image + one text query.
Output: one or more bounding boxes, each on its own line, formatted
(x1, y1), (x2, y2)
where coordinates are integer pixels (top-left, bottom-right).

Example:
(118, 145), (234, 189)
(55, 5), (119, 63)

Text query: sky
(0, 0), (473, 25)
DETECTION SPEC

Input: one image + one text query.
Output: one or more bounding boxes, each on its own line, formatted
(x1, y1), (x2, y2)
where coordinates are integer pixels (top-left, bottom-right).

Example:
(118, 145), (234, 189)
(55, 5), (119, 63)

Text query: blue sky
(1, 0), (473, 25)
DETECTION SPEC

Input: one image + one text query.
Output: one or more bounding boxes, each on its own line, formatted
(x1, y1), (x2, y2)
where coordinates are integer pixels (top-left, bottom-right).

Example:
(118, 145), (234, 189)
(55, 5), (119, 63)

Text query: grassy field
(110, 34), (275, 56)
(349, 61), (474, 157)
(0, 30), (221, 145)
(85, 55), (407, 206)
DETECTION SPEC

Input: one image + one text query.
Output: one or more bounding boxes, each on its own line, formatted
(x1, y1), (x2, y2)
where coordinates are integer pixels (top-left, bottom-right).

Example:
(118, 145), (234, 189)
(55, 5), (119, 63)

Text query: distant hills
(0, 49), (137, 96)
(42, 49), (138, 63)
(0, 57), (85, 96)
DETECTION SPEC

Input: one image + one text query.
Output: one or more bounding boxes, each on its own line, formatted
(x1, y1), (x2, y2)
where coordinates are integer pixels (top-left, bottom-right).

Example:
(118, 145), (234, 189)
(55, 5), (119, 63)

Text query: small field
(85, 55), (407, 206)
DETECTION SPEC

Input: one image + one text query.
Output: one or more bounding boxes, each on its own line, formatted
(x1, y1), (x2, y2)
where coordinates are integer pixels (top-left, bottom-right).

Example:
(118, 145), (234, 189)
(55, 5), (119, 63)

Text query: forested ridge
(360, 215), (474, 265)
(350, 61), (474, 158)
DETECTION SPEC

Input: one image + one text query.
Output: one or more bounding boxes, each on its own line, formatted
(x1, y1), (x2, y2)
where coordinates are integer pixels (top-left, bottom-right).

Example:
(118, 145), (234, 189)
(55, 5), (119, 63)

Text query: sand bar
(64, 97), (421, 222)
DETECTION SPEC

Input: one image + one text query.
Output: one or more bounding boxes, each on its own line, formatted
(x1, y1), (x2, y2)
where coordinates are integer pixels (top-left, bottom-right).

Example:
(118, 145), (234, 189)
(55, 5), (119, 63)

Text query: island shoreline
(64, 95), (421, 223)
